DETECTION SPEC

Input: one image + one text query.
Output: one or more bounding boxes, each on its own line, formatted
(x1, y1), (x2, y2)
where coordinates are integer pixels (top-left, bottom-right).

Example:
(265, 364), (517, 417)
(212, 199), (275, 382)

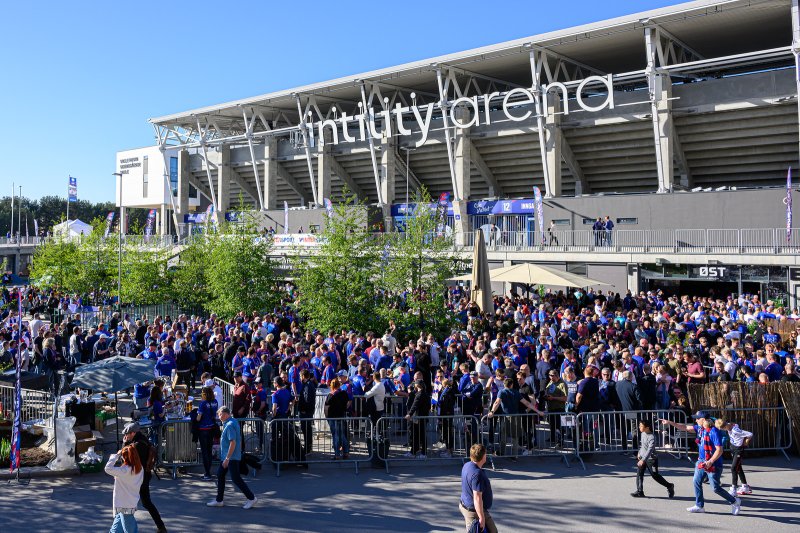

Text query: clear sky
(0, 0), (678, 203)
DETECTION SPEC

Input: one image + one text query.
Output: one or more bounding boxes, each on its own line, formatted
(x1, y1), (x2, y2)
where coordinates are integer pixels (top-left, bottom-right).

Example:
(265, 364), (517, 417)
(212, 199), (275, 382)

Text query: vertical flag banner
(786, 168), (793, 245)
(33, 218), (38, 237)
(284, 201), (289, 234)
(533, 186), (545, 245)
(145, 208), (157, 240)
(68, 176), (78, 203)
(323, 198), (333, 218)
(436, 192), (451, 235)
(103, 211), (116, 238)
(9, 291), (23, 472)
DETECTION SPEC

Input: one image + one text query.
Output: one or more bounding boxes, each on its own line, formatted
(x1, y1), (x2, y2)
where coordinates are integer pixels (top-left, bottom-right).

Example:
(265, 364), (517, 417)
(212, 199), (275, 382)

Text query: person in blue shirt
(154, 348), (176, 378)
(270, 377), (293, 419)
(195, 385), (219, 480)
(206, 406), (256, 509)
(459, 443), (497, 533)
(139, 340), (159, 360)
(661, 411), (740, 515)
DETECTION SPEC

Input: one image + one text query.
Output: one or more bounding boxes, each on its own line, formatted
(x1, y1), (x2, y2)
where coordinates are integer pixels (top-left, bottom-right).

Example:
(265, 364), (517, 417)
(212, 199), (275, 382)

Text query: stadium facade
(116, 0), (800, 307)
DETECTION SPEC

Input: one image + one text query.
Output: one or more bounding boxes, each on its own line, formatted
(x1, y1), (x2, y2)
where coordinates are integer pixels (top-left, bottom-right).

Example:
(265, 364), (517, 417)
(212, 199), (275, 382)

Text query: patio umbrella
(71, 356), (156, 448)
(489, 263), (611, 288)
(471, 229), (493, 312)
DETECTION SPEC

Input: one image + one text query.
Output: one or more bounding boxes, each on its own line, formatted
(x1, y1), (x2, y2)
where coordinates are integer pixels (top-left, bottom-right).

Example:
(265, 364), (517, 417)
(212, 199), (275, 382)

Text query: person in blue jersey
(459, 444), (498, 533)
(661, 411), (741, 515)
(196, 385), (219, 480)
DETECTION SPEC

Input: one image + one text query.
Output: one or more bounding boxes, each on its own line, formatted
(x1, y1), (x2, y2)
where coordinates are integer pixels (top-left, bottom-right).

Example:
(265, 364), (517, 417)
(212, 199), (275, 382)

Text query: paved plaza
(1, 454), (797, 532)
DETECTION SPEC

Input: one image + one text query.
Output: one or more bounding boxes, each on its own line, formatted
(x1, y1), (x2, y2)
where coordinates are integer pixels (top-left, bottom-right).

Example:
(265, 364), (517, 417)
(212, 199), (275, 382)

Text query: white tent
(52, 219), (93, 238)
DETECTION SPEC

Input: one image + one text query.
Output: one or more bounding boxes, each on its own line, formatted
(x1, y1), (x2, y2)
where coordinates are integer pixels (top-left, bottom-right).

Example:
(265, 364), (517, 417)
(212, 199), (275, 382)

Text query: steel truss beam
(560, 136), (590, 194)
(466, 138), (503, 197)
(275, 162), (309, 205)
(294, 94), (319, 205)
(240, 107), (265, 210)
(394, 150), (423, 193)
(529, 46), (606, 84)
(328, 156), (366, 199)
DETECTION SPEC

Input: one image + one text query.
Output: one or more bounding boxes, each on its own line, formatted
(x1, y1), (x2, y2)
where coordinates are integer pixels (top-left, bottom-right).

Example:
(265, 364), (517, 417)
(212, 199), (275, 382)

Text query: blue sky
(0, 0), (677, 203)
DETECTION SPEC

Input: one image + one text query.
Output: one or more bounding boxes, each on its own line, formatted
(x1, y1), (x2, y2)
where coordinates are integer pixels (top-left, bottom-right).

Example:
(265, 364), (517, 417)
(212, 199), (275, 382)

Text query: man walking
(661, 411), (741, 515)
(459, 443), (498, 533)
(122, 422), (167, 533)
(207, 406), (257, 509)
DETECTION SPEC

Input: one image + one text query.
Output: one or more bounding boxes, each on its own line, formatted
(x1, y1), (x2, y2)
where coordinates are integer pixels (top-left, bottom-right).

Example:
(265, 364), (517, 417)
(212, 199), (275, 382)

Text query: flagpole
(65, 176), (70, 227)
(10, 181), (14, 241)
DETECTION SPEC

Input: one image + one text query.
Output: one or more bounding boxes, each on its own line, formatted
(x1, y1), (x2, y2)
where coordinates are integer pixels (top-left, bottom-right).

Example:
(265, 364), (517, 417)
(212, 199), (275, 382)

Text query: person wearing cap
(122, 421), (167, 532)
(661, 411), (741, 515)
(139, 340), (159, 360)
(93, 333), (111, 362)
(207, 406), (257, 509)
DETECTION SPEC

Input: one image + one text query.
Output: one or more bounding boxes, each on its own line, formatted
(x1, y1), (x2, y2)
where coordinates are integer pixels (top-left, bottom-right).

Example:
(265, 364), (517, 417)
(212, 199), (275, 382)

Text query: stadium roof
(150, 0), (792, 129)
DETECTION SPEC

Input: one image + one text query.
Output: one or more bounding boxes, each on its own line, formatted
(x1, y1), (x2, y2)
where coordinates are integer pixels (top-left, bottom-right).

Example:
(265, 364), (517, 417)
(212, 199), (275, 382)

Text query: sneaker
(728, 486), (738, 497)
(686, 505), (705, 513)
(630, 491), (646, 498)
(206, 500), (223, 507)
(201, 475), (213, 481)
(731, 497), (741, 516)
(737, 484), (752, 495)
(668, 484), (675, 499)
(242, 497), (257, 510)
(440, 451), (452, 458)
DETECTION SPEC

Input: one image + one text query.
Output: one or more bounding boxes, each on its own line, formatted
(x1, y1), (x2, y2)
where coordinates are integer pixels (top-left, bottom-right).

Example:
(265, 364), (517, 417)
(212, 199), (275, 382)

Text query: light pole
(400, 147), (416, 229)
(18, 185), (22, 243)
(112, 172), (123, 311)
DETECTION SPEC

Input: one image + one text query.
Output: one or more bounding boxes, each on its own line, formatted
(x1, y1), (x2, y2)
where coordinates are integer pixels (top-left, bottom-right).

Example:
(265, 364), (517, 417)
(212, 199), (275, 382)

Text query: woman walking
(105, 444), (144, 533)
(715, 418), (754, 496)
(196, 386), (219, 481)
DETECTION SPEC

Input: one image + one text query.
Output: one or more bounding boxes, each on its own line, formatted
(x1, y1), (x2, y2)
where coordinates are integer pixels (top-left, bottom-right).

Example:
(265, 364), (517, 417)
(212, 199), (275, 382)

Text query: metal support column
(645, 27), (673, 193)
(792, 0), (800, 165)
(294, 95), (318, 207)
(359, 82), (384, 207)
(528, 50), (555, 198)
(434, 68), (460, 200)
(241, 108), (265, 211)
(195, 117), (219, 212)
(158, 143), (182, 236)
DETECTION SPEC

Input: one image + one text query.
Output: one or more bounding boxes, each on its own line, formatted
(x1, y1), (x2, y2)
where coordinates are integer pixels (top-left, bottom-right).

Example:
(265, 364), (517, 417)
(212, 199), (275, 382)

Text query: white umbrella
(471, 230), (493, 312)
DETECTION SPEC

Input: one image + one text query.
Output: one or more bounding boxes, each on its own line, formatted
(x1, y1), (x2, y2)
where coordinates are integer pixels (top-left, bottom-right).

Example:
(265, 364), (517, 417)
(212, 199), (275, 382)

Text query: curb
(0, 466), (80, 480)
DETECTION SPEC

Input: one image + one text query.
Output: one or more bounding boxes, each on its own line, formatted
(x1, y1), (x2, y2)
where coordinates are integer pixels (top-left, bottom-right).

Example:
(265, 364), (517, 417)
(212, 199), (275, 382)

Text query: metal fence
(268, 416), (373, 476)
(480, 412), (581, 467)
(213, 378), (234, 409)
(158, 417), (267, 479)
(703, 407), (793, 461)
(0, 383), (54, 424)
(50, 302), (205, 329)
(574, 409), (691, 461)
(455, 228), (800, 255)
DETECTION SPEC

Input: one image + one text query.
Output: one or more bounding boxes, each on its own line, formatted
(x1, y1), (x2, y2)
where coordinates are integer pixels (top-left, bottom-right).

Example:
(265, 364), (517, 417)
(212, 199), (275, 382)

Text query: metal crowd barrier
(374, 415), (479, 473)
(158, 417), (267, 479)
(213, 377), (234, 408)
(574, 410), (690, 461)
(480, 412), (582, 468)
(268, 416), (372, 476)
(0, 384), (54, 424)
(704, 407), (793, 461)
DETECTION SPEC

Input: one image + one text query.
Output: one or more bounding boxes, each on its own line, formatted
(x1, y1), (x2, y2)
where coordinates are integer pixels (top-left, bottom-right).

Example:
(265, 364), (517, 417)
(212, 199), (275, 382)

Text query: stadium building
(117, 0), (800, 307)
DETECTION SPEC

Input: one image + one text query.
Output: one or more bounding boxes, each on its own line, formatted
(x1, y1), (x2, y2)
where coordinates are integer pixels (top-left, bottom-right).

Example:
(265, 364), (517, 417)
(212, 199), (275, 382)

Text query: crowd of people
(3, 283), (800, 530)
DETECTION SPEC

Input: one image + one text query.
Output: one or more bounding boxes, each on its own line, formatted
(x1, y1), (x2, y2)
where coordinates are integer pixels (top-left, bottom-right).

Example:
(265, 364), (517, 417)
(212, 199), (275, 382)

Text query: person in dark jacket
(406, 380), (431, 457)
(297, 370), (317, 454)
(122, 422), (167, 533)
(638, 363), (657, 410)
(438, 379), (457, 457)
(616, 371), (643, 452)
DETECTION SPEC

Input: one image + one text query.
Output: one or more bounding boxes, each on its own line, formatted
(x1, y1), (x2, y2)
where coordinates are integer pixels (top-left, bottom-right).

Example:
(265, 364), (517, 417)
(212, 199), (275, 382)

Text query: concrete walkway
(1, 455), (797, 532)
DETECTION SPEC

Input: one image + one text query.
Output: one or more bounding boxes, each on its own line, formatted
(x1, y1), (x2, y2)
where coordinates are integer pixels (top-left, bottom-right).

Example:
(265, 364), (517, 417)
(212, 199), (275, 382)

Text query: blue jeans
(109, 513), (138, 533)
(693, 461), (736, 507)
(328, 420), (349, 457)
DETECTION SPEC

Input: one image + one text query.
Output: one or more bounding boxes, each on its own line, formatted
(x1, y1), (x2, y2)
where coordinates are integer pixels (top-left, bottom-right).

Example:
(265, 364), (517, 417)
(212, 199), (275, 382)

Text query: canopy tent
(471, 230), (493, 312)
(52, 219), (92, 238)
(451, 262), (611, 288)
(71, 356), (157, 448)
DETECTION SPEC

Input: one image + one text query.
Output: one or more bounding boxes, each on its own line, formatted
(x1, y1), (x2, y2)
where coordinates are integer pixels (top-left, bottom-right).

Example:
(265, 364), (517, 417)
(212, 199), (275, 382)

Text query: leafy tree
(292, 195), (386, 334)
(382, 190), (459, 341)
(28, 234), (81, 290)
(72, 219), (117, 303)
(203, 209), (279, 319)
(120, 238), (172, 306)
(169, 234), (211, 309)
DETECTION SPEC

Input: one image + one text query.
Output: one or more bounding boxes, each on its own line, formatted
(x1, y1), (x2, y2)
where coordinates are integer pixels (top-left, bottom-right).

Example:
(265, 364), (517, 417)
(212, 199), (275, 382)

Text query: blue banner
(391, 198), (539, 217)
(68, 176), (77, 203)
(9, 291), (22, 472)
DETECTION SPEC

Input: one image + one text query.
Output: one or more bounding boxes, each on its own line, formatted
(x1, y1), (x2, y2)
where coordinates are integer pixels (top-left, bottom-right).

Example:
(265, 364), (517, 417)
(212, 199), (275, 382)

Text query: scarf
(698, 427), (716, 472)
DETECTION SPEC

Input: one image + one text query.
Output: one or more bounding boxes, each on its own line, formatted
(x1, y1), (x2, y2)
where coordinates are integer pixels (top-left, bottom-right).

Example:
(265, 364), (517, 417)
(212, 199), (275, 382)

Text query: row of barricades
(156, 407), (793, 477)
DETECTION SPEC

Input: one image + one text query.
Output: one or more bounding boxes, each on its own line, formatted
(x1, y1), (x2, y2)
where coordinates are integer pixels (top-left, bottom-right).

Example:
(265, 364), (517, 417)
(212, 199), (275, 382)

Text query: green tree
(383, 191), (459, 340)
(120, 238), (172, 306)
(28, 234), (81, 290)
(72, 219), (117, 303)
(170, 233), (211, 309)
(204, 210), (279, 318)
(292, 195), (386, 334)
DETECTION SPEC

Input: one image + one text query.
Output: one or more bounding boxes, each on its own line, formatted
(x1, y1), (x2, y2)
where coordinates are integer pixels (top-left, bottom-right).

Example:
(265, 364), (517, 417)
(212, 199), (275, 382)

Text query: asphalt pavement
(1, 454), (798, 532)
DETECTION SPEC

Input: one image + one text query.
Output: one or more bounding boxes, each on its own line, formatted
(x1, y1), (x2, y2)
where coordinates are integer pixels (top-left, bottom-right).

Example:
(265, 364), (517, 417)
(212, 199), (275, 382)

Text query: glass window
(663, 264), (687, 278)
(566, 263), (587, 276)
(169, 157), (178, 196)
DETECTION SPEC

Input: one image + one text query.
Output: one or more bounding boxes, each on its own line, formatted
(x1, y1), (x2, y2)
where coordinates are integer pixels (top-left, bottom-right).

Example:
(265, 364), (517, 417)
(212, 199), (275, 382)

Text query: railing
(703, 407), (793, 461)
(213, 378), (234, 410)
(268, 416), (372, 476)
(574, 410), (690, 461)
(157, 417), (266, 479)
(455, 228), (800, 255)
(49, 302), (206, 328)
(0, 236), (43, 246)
(480, 411), (581, 467)
(0, 383), (54, 424)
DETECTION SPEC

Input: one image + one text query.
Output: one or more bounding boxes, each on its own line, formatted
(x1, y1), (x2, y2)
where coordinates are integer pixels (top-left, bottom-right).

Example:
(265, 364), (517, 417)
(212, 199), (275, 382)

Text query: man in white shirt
(29, 314), (44, 339)
(382, 330), (397, 357)
(475, 353), (493, 388)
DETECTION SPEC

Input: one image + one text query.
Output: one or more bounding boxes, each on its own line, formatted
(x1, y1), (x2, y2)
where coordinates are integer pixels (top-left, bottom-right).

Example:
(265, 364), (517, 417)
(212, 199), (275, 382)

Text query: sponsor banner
(391, 198), (541, 217)
(68, 176), (78, 202)
(103, 211), (116, 238)
(533, 186), (545, 245)
(272, 234), (325, 247)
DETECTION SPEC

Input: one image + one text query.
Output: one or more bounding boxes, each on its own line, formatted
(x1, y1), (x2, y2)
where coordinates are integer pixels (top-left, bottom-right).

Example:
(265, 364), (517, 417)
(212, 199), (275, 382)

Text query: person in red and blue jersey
(661, 411), (741, 515)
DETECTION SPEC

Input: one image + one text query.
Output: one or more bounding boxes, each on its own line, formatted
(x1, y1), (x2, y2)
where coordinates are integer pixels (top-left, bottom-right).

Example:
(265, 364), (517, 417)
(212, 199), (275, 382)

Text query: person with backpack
(122, 422), (167, 533)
